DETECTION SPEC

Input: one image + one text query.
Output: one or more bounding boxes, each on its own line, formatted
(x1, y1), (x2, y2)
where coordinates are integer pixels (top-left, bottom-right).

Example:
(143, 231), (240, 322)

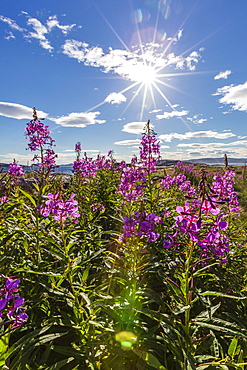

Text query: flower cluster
(0, 276), (28, 333)
(160, 173), (196, 197)
(26, 120), (54, 151)
(39, 193), (80, 222)
(73, 151), (117, 178)
(164, 200), (230, 262)
(118, 166), (147, 202)
(73, 157), (98, 178)
(123, 211), (162, 242)
(26, 117), (57, 173)
(8, 161), (24, 178)
(211, 170), (240, 215)
(139, 132), (160, 172)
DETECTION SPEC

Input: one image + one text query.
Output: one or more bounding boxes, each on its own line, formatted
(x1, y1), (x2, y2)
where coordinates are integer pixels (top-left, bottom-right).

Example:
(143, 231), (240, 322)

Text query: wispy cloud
(114, 139), (141, 146)
(0, 15), (25, 32)
(0, 152), (34, 164)
(46, 15), (76, 35)
(26, 17), (53, 51)
(0, 13), (76, 51)
(0, 102), (47, 119)
(5, 31), (15, 40)
(122, 121), (153, 134)
(156, 110), (189, 120)
(214, 70), (232, 80)
(159, 130), (235, 142)
(51, 111), (105, 128)
(213, 81), (247, 112)
(104, 92), (126, 104)
(187, 114), (207, 124)
(177, 140), (247, 148)
(149, 109), (162, 113)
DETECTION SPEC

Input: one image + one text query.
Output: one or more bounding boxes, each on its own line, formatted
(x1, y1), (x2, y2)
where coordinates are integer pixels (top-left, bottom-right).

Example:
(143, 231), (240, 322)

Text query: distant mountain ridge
(1, 157), (247, 169)
(157, 157), (247, 166)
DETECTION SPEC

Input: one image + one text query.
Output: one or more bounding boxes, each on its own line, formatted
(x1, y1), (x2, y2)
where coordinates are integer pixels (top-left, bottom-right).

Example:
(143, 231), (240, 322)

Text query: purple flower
(26, 120), (54, 151)
(8, 162), (24, 178)
(119, 166), (147, 202)
(0, 276), (28, 333)
(123, 211), (161, 242)
(39, 193), (80, 222)
(0, 196), (8, 204)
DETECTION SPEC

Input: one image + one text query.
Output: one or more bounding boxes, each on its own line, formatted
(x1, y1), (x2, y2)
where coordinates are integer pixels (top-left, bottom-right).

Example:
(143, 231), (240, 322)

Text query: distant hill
(156, 158), (247, 166)
(0, 163), (9, 168)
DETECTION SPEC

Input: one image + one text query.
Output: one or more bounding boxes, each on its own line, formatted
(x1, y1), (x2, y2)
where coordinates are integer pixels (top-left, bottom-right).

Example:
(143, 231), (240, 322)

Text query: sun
(134, 64), (158, 86)
(87, 5), (203, 122)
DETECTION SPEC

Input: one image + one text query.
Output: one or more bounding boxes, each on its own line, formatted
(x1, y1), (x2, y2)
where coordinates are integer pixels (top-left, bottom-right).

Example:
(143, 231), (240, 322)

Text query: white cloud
(51, 111), (105, 128)
(0, 15), (25, 32)
(26, 17), (53, 51)
(122, 121), (154, 134)
(214, 70), (232, 80)
(0, 102), (47, 119)
(177, 29), (183, 40)
(62, 40), (203, 81)
(177, 140), (247, 148)
(0, 14), (76, 51)
(46, 15), (76, 35)
(214, 81), (247, 112)
(156, 110), (189, 119)
(149, 109), (162, 114)
(104, 92), (127, 104)
(167, 51), (202, 71)
(186, 114), (207, 124)
(160, 145), (170, 149)
(114, 139), (141, 146)
(5, 31), (15, 40)
(0, 152), (34, 164)
(159, 130), (235, 142)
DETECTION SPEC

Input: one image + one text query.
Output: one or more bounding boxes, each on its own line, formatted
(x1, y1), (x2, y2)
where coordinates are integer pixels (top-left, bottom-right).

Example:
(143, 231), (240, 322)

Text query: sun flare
(134, 64), (158, 85)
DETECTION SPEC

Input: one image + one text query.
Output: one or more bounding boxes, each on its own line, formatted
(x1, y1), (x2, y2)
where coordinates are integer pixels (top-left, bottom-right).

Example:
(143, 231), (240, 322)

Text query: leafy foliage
(0, 117), (247, 369)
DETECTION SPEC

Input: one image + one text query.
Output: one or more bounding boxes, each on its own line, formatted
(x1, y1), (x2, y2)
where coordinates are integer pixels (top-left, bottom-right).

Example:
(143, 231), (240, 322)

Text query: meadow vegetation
(0, 113), (247, 369)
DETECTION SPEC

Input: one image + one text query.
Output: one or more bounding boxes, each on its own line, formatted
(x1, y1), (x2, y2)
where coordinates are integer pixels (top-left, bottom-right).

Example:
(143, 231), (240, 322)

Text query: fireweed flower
(123, 211), (162, 242)
(0, 276), (28, 332)
(160, 173), (196, 197)
(118, 166), (147, 202)
(139, 131), (161, 172)
(8, 161), (24, 178)
(38, 149), (57, 172)
(198, 216), (230, 263)
(26, 120), (54, 151)
(73, 157), (98, 178)
(25, 118), (57, 172)
(0, 196), (8, 204)
(39, 193), (80, 222)
(175, 202), (201, 242)
(164, 200), (231, 262)
(211, 170), (240, 215)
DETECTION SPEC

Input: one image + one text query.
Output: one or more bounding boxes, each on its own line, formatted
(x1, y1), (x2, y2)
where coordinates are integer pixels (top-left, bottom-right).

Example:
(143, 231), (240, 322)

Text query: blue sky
(0, 0), (247, 165)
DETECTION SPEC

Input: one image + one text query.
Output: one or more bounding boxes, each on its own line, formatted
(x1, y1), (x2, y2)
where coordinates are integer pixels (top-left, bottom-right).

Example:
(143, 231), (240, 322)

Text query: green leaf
(195, 321), (247, 338)
(228, 337), (238, 358)
(45, 357), (74, 370)
(19, 188), (37, 207)
(201, 291), (246, 300)
(0, 332), (9, 366)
